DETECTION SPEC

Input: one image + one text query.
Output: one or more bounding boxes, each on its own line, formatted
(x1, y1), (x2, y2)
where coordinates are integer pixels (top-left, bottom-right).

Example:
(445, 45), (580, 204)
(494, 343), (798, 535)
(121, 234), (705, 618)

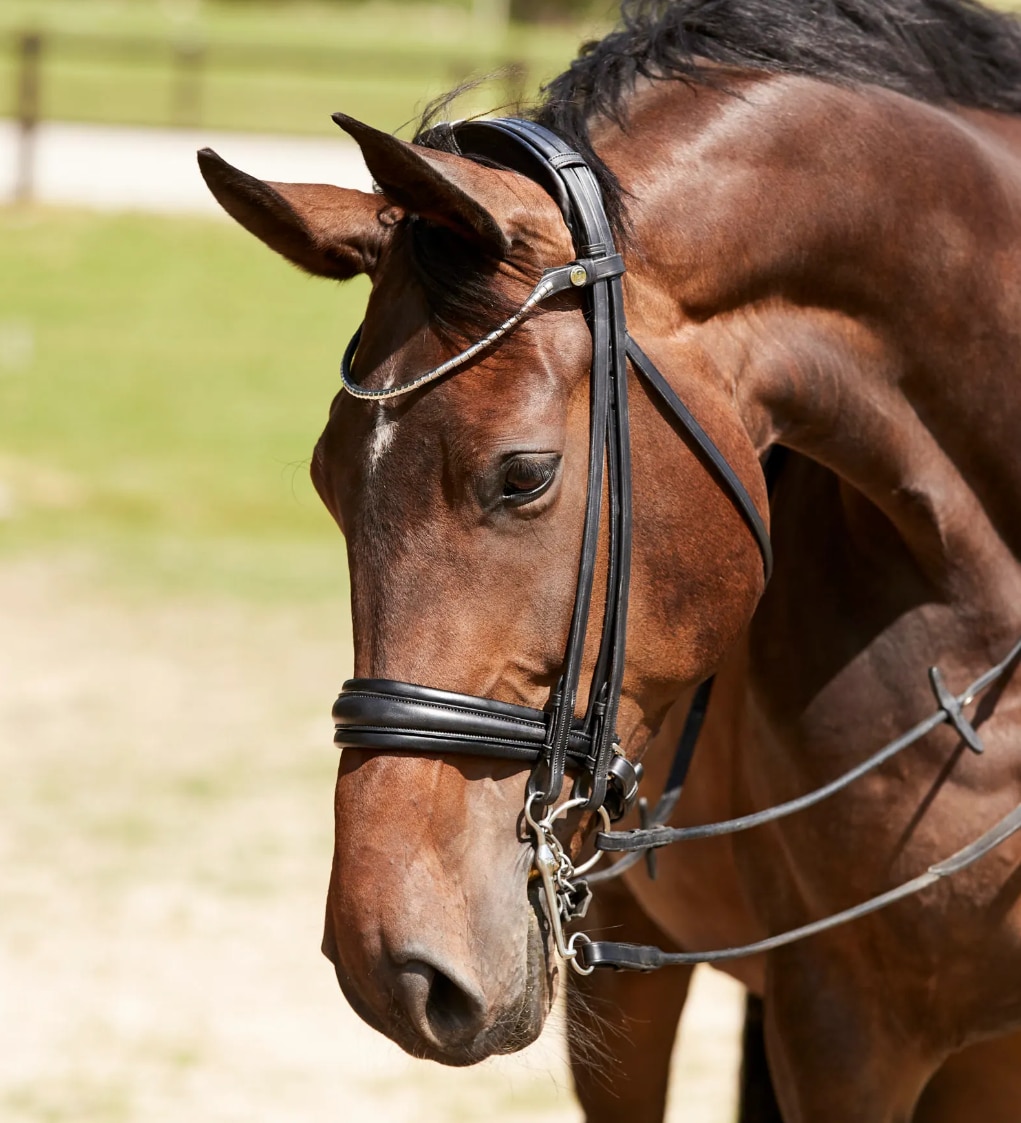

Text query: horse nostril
(395, 956), (488, 1048)
(426, 965), (485, 1038)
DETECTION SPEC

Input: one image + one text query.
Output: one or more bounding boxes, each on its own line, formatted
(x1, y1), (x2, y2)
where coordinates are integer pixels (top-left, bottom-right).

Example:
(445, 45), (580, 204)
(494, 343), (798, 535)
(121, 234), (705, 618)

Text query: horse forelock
(399, 215), (528, 346)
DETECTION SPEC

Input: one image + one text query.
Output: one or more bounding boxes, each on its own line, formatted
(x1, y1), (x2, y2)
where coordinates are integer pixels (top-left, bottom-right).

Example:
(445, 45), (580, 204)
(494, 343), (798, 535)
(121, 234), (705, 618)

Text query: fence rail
(6, 27), (531, 202)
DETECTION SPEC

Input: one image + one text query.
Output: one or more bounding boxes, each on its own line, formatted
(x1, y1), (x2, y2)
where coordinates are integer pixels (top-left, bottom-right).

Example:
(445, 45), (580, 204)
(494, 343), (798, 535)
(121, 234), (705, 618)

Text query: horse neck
(618, 76), (1021, 623)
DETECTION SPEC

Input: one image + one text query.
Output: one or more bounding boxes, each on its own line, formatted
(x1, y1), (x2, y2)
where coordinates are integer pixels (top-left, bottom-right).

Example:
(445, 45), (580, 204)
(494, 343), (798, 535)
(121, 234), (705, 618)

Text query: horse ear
(197, 148), (387, 279)
(332, 113), (511, 259)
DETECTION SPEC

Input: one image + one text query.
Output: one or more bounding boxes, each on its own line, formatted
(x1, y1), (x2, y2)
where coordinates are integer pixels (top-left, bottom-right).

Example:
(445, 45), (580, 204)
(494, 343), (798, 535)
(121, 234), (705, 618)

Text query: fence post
(15, 31), (42, 204)
(172, 39), (204, 128)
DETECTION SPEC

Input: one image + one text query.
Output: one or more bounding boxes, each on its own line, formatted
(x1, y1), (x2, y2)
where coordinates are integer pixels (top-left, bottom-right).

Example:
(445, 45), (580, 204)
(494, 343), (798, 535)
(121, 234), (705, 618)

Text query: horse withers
(199, 0), (1021, 1119)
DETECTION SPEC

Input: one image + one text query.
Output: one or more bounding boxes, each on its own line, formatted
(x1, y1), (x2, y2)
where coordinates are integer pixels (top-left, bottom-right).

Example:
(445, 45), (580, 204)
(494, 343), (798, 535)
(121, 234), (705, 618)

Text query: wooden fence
(7, 28), (530, 202)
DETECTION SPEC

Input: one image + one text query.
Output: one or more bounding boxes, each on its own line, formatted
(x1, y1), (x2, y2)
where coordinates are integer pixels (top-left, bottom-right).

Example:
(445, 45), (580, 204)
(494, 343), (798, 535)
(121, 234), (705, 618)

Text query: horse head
(198, 114), (767, 1065)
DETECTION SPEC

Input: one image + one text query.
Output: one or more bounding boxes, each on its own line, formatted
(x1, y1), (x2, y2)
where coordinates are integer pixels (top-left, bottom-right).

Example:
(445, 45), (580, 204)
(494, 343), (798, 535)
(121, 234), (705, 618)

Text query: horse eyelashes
(502, 455), (560, 505)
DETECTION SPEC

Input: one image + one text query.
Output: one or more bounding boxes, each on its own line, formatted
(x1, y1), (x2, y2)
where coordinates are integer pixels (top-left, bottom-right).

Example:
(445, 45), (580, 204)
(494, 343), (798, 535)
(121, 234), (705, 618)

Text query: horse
(198, 0), (1021, 1118)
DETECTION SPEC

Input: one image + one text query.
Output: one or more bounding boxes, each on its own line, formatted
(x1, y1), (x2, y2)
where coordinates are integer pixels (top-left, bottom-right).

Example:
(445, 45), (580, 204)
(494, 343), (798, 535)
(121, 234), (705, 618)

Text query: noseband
(331, 118), (1021, 974)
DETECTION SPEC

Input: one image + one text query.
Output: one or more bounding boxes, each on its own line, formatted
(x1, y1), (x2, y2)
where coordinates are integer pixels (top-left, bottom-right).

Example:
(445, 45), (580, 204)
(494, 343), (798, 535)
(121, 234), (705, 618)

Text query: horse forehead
(369, 335), (572, 455)
(322, 308), (585, 541)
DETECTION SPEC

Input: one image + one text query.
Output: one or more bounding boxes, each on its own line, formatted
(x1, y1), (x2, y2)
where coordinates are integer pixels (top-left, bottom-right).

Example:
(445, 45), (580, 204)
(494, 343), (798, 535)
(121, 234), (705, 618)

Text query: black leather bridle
(332, 116), (771, 809)
(331, 118), (1021, 974)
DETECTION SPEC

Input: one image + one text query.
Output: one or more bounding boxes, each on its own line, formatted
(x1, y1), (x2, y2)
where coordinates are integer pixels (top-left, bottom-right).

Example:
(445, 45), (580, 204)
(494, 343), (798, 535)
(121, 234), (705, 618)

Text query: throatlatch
(331, 118), (1021, 975)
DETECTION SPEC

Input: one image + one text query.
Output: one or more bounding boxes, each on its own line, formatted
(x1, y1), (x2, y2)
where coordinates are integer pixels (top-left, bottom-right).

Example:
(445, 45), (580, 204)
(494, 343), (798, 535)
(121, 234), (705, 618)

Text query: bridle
(331, 118), (1021, 974)
(332, 115), (770, 969)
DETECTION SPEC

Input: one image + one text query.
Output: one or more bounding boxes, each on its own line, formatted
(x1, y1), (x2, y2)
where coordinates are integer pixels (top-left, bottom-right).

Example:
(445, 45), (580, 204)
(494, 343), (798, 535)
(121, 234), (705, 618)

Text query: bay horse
(198, 0), (1021, 1118)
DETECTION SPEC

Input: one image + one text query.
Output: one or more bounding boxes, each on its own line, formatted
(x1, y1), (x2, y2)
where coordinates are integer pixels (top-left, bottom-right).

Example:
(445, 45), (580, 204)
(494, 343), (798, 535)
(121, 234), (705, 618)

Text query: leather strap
(579, 801), (1021, 970)
(596, 633), (1021, 854)
(333, 678), (594, 766)
(466, 117), (632, 812)
(586, 675), (715, 885)
(626, 337), (773, 583)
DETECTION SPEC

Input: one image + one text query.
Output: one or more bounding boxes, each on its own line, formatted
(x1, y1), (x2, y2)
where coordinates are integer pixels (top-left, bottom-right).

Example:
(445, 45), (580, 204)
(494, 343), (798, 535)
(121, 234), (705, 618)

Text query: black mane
(418, 0), (1021, 242)
(527, 0), (1021, 233)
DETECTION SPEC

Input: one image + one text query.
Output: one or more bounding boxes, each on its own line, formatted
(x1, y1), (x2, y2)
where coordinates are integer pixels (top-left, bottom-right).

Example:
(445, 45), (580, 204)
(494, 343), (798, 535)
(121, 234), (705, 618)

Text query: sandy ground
(0, 120), (372, 213)
(0, 556), (744, 1122)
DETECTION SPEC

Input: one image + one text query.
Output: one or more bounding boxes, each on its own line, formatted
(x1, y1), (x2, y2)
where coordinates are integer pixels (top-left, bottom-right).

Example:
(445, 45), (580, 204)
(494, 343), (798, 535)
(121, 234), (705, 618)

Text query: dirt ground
(0, 556), (743, 1122)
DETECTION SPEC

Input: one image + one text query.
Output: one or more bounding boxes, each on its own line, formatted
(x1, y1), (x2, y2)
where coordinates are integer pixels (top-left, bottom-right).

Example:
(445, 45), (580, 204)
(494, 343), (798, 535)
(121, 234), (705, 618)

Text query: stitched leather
(333, 679), (592, 767)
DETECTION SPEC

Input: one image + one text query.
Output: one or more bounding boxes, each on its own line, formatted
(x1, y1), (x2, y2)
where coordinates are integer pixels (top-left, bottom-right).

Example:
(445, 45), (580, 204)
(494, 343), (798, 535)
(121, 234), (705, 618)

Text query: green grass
(0, 0), (609, 134)
(0, 206), (367, 600)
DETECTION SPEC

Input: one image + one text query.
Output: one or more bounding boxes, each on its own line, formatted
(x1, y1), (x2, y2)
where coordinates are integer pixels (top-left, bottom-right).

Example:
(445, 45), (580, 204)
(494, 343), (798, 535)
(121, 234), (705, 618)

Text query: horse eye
(502, 456), (559, 507)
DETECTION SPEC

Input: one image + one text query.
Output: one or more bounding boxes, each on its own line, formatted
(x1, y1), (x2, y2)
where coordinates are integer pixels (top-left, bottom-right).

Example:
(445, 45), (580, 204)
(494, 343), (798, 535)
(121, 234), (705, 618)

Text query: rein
(583, 635), (1021, 969)
(332, 117), (1021, 974)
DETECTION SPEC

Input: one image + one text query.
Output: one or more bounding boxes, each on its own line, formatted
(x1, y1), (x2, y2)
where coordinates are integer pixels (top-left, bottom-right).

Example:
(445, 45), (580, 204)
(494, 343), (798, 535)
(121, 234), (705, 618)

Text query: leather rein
(331, 117), (1021, 974)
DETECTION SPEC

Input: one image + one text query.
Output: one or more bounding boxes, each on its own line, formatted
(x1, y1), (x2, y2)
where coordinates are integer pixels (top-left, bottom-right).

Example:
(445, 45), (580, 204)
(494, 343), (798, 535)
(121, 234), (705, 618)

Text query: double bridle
(331, 118), (1021, 974)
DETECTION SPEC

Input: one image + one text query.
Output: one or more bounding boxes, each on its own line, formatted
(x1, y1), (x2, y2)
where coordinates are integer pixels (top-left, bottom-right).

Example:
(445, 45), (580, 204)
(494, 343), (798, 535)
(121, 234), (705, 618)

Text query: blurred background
(0, 1), (746, 1120)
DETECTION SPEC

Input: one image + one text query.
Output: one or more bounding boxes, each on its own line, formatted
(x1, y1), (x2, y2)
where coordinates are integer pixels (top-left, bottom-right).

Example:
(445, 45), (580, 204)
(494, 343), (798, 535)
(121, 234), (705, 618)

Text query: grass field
(0, 0), (609, 135)
(0, 206), (368, 600)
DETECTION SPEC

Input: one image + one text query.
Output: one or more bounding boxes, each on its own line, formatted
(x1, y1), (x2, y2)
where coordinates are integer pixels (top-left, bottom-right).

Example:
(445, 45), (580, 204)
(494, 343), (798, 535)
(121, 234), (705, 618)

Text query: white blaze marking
(368, 407), (397, 470)
(363, 353), (400, 471)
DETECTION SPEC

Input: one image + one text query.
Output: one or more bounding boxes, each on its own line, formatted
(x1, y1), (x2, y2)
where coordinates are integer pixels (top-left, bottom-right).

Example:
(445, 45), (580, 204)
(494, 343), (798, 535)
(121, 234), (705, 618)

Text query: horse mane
(418, 0), (1021, 240)
(529, 0), (1021, 233)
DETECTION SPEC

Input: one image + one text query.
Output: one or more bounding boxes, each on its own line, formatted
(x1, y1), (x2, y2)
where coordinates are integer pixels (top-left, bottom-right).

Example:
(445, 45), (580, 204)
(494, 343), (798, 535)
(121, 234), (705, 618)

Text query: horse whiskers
(559, 988), (629, 1080)
(529, 908), (633, 1075)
